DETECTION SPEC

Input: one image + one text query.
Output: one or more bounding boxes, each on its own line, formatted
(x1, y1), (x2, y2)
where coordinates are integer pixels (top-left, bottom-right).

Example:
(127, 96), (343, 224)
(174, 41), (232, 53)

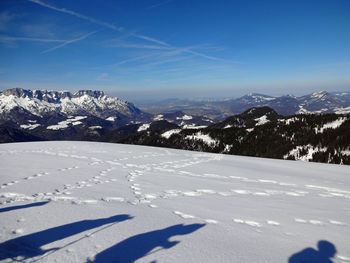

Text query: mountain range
(105, 107), (350, 165)
(0, 88), (150, 141)
(138, 91), (350, 119)
(0, 88), (349, 165)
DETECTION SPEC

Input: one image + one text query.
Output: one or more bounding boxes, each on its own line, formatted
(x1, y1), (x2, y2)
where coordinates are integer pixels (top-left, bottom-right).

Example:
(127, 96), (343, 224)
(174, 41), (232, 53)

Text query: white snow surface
(161, 129), (181, 139)
(315, 117), (347, 133)
(284, 145), (328, 162)
(176, 115), (193, 120)
(153, 114), (164, 121)
(254, 115), (270, 126)
(137, 123), (150, 132)
(0, 141), (349, 263)
(105, 116), (116, 122)
(46, 116), (87, 130)
(88, 126), (103, 130)
(335, 106), (350, 114)
(181, 124), (207, 129)
(185, 132), (217, 145)
(20, 124), (41, 130)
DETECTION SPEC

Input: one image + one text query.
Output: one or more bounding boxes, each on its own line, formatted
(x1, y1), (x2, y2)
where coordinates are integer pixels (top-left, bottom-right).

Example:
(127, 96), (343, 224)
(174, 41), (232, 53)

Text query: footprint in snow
(329, 220), (346, 226)
(182, 191), (201, 197)
(12, 229), (24, 234)
(294, 218), (325, 225)
(173, 211), (196, 219)
(338, 255), (350, 262)
(232, 190), (251, 195)
(233, 219), (262, 227)
(204, 219), (218, 224)
(267, 220), (280, 226)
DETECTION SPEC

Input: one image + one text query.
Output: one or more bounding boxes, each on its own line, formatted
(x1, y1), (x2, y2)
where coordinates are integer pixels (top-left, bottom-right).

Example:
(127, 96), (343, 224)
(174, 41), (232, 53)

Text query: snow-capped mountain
(0, 88), (143, 119)
(297, 91), (350, 114)
(139, 91), (350, 118)
(0, 88), (150, 139)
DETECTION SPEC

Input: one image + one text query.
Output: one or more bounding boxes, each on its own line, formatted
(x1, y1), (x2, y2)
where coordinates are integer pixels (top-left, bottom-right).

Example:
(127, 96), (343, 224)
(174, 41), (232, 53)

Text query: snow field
(0, 141), (349, 262)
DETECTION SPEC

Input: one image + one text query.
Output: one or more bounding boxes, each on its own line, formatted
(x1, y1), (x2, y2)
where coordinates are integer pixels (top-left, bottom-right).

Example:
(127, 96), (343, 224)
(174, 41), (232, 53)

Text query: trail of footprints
(1, 149), (348, 234)
(0, 165), (80, 190)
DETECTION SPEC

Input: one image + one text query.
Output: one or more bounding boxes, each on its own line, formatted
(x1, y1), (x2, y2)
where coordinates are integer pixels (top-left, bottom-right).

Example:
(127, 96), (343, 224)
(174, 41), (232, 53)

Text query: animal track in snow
(101, 197), (125, 202)
(204, 219), (218, 224)
(329, 220), (346, 226)
(59, 166), (79, 172)
(338, 255), (350, 262)
(233, 219), (262, 227)
(173, 210), (195, 219)
(267, 220), (280, 226)
(182, 191), (202, 197)
(294, 218), (335, 226)
(232, 190), (251, 195)
(1, 172), (50, 189)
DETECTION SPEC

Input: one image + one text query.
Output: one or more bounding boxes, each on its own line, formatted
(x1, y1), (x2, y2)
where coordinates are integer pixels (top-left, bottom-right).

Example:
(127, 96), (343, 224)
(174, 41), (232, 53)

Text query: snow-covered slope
(0, 142), (349, 263)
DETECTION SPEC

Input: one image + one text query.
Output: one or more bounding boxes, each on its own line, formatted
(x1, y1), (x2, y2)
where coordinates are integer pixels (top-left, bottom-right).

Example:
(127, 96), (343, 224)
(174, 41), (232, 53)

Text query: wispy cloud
(96, 72), (109, 81)
(27, 0), (167, 46)
(107, 43), (171, 50)
(20, 23), (56, 38)
(41, 31), (97, 54)
(131, 34), (169, 46)
(0, 35), (65, 43)
(114, 54), (156, 66)
(27, 0), (221, 61)
(28, 0), (123, 31)
(147, 0), (175, 10)
(0, 11), (20, 31)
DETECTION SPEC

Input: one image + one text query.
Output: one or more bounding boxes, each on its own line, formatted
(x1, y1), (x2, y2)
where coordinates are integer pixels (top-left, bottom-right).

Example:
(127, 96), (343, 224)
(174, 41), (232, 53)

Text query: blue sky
(0, 0), (349, 101)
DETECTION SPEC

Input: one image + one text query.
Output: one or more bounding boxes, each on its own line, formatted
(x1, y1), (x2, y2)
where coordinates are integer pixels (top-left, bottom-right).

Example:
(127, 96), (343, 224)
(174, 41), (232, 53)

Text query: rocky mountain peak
(73, 90), (105, 98)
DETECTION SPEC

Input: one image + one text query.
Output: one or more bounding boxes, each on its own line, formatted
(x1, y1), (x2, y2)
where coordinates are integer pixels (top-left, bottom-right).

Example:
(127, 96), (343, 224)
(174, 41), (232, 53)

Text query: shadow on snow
(89, 223), (206, 263)
(0, 214), (132, 261)
(0, 201), (50, 213)
(288, 240), (337, 263)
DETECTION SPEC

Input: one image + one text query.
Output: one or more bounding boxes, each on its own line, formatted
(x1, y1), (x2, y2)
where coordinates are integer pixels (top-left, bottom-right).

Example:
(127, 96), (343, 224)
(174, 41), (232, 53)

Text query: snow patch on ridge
(47, 116), (87, 130)
(315, 117), (347, 133)
(335, 106), (350, 114)
(284, 145), (327, 162)
(137, 123), (150, 132)
(161, 129), (181, 139)
(106, 116), (116, 122)
(186, 132), (217, 146)
(176, 115), (193, 120)
(255, 115), (270, 126)
(153, 114), (164, 121)
(20, 124), (41, 130)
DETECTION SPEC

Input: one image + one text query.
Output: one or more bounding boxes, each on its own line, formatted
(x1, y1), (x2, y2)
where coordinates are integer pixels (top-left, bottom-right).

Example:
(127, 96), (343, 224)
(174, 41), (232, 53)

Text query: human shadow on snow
(0, 201), (50, 213)
(0, 214), (132, 261)
(88, 223), (205, 263)
(288, 240), (337, 263)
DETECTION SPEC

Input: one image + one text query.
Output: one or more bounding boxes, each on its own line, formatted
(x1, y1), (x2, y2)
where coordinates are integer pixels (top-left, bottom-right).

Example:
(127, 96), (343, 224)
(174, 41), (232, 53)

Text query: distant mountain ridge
(139, 91), (350, 118)
(110, 106), (350, 165)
